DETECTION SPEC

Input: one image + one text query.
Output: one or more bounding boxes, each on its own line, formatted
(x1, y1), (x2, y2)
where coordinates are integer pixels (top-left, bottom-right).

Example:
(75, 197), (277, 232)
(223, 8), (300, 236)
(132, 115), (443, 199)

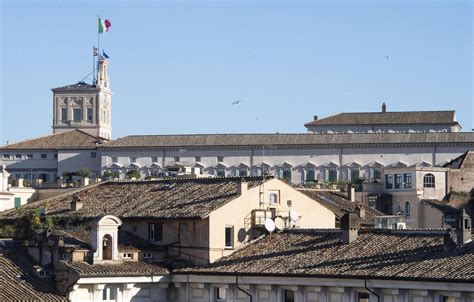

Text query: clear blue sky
(1, 0), (472, 144)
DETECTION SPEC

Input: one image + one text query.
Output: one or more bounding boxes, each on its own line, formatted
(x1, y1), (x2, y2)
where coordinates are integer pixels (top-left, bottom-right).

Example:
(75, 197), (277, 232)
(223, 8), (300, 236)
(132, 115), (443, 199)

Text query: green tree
(78, 168), (91, 178)
(127, 170), (141, 179)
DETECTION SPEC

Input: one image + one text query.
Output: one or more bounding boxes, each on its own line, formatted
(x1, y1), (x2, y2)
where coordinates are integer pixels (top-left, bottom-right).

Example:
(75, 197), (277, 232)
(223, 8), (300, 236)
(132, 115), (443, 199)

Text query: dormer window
(38, 269), (51, 278)
(122, 253), (133, 259)
(62, 253), (70, 260)
(143, 252), (152, 259)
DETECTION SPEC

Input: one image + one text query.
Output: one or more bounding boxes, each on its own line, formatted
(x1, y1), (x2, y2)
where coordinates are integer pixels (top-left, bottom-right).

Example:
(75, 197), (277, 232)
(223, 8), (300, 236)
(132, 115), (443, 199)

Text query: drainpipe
(236, 276), (252, 302)
(186, 274), (190, 302)
(364, 279), (380, 302)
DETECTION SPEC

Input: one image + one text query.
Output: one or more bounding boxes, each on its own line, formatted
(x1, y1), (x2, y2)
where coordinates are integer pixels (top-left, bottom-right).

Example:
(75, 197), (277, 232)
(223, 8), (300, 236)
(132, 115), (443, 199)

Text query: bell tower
(51, 59), (112, 140)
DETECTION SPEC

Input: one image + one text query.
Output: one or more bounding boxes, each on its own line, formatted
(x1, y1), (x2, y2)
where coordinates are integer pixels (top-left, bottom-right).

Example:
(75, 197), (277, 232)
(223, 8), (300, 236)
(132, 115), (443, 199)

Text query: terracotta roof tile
(304, 111), (457, 127)
(298, 190), (383, 225)
(0, 177), (268, 222)
(0, 239), (67, 301)
(58, 259), (168, 277)
(177, 229), (474, 282)
(103, 132), (474, 149)
(0, 129), (102, 150)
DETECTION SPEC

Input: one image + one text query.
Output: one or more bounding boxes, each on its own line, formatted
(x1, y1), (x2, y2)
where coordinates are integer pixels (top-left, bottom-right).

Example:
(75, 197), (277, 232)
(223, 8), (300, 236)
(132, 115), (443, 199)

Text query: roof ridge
(0, 130), (79, 148)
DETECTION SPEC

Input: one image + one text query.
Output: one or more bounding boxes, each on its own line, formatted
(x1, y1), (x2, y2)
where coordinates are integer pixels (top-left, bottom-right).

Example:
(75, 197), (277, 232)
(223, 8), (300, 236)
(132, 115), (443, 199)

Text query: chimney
(350, 185), (355, 202)
(382, 102), (387, 113)
(17, 178), (24, 188)
(355, 204), (366, 219)
(443, 229), (456, 251)
(237, 179), (248, 195)
(341, 212), (360, 244)
(314, 115), (318, 121)
(456, 209), (471, 245)
(70, 195), (83, 211)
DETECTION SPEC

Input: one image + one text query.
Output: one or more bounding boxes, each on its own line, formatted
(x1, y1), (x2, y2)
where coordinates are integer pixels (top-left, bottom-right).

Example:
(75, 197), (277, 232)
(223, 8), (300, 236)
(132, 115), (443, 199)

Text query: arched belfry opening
(102, 234), (113, 260)
(90, 215), (122, 263)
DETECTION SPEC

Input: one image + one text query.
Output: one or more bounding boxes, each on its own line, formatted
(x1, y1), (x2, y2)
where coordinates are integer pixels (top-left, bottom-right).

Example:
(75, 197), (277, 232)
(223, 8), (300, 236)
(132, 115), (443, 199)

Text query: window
(269, 193), (279, 204)
(102, 286), (117, 301)
(148, 223), (163, 241)
(350, 168), (360, 182)
(15, 154), (21, 159)
(394, 174), (402, 189)
(217, 156), (224, 162)
(284, 290), (295, 302)
(215, 287), (226, 300)
(403, 173), (412, 188)
(86, 108), (93, 121)
(151, 156), (158, 162)
(423, 173), (435, 188)
(195, 156), (201, 162)
(41, 154), (47, 159)
(358, 292), (370, 302)
(385, 174), (393, 189)
(306, 169), (316, 182)
(441, 296), (455, 302)
(404, 201), (411, 218)
(3, 154), (10, 160)
(173, 156), (180, 162)
(73, 108), (82, 122)
(282, 170), (292, 182)
(62, 253), (70, 260)
(216, 169), (225, 177)
(112, 157), (118, 163)
(91, 152), (97, 158)
(38, 269), (51, 278)
(26, 154), (33, 159)
(237, 169), (248, 177)
(371, 168), (381, 180)
(60, 108), (67, 121)
(122, 253), (133, 259)
(327, 169), (337, 181)
(225, 226), (234, 248)
(143, 252), (152, 259)
(130, 157), (136, 163)
(54, 154), (58, 159)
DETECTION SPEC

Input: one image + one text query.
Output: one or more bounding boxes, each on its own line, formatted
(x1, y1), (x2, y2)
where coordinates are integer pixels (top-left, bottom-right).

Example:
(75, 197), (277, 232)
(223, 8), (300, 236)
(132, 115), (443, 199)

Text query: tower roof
(51, 81), (98, 93)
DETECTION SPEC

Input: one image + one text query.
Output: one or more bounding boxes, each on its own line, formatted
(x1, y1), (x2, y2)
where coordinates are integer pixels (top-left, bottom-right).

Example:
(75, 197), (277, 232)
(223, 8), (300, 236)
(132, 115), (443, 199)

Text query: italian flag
(98, 18), (111, 33)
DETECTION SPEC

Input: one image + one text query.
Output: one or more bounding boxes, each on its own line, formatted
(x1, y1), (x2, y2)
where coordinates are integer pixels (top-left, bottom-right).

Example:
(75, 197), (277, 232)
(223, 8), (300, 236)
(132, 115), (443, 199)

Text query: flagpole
(97, 15), (100, 84)
(92, 46), (96, 84)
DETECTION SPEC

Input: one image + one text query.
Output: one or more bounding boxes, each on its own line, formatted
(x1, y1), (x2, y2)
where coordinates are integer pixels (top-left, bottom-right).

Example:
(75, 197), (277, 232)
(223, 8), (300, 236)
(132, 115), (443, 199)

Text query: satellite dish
(274, 216), (285, 230)
(264, 218), (276, 233)
(290, 209), (299, 222)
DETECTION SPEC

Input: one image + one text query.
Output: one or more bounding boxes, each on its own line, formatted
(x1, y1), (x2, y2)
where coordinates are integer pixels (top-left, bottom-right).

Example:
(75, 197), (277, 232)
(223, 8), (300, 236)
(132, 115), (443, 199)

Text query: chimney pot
(314, 115), (318, 121)
(382, 102), (387, 113)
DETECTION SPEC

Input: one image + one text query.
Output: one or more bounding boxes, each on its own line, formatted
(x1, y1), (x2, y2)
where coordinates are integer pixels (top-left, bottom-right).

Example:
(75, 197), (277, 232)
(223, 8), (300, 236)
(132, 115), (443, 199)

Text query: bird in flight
(232, 100), (241, 105)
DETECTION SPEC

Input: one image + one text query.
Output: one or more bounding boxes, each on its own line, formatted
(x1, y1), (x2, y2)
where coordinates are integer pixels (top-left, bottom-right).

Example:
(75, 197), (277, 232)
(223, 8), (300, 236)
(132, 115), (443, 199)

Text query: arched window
(102, 234), (113, 260)
(423, 173), (435, 188)
(404, 201), (411, 218)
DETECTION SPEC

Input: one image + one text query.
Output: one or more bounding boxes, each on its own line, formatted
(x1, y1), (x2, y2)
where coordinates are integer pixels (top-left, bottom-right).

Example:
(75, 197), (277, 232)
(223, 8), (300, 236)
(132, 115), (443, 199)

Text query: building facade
(52, 59), (112, 140)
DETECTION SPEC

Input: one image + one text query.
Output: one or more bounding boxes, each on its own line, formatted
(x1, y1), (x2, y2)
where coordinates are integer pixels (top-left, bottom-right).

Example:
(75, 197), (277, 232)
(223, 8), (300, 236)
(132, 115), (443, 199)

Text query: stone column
(92, 284), (105, 301)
